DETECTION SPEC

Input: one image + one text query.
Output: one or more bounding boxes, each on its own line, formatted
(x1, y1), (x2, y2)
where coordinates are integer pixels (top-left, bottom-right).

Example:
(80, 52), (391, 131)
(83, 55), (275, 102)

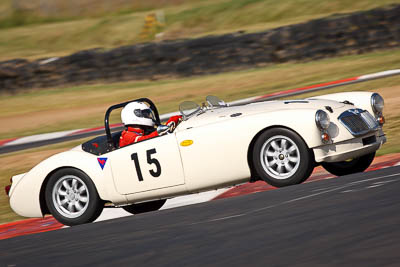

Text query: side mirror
(157, 125), (169, 136)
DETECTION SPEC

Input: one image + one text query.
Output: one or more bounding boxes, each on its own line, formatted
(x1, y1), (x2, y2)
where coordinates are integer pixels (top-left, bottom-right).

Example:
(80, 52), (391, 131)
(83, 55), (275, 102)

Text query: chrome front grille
(338, 109), (378, 136)
(361, 111), (379, 128)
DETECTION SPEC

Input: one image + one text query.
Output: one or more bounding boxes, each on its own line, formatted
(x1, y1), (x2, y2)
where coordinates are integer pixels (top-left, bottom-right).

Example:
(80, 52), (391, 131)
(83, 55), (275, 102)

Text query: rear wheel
(252, 128), (314, 187)
(321, 152), (375, 176)
(122, 199), (167, 214)
(45, 168), (104, 226)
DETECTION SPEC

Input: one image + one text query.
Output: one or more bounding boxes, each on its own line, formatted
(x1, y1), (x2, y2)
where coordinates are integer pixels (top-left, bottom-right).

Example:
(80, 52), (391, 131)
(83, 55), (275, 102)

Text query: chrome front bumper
(313, 131), (386, 163)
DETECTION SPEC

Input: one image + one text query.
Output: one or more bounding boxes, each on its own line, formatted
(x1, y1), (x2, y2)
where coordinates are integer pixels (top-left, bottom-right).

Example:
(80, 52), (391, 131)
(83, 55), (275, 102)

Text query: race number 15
(131, 149), (162, 182)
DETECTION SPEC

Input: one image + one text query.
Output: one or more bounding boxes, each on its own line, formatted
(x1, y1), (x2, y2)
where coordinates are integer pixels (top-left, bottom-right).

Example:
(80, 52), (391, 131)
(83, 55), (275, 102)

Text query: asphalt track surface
(1, 166), (400, 266)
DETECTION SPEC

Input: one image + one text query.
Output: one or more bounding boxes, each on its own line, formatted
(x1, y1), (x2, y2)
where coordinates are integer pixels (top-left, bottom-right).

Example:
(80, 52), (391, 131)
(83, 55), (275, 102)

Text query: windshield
(179, 101), (201, 120)
(179, 96), (227, 120)
(206, 95), (227, 108)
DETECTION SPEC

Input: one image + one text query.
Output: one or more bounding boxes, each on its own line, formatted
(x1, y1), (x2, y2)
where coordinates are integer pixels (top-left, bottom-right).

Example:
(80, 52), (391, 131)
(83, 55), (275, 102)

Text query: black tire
(122, 199), (167, 214)
(321, 152), (375, 176)
(252, 128), (314, 187)
(45, 168), (104, 226)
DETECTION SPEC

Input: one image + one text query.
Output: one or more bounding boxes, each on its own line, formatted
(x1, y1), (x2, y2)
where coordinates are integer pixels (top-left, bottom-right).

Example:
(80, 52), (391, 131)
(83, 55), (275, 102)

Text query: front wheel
(45, 168), (104, 226)
(321, 152), (375, 176)
(122, 199), (167, 214)
(252, 128), (314, 187)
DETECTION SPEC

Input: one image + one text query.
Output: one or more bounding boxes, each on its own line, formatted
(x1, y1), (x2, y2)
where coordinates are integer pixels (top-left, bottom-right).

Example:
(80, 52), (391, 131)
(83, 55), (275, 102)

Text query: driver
(119, 101), (182, 147)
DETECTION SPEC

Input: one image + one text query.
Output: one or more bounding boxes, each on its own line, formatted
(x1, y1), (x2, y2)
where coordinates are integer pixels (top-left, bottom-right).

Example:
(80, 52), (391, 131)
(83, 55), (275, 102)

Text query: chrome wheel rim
(52, 175), (89, 218)
(260, 135), (300, 180)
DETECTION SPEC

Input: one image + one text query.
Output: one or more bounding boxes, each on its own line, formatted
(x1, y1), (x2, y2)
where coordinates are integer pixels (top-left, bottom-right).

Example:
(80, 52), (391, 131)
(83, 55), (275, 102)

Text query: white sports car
(6, 93), (386, 226)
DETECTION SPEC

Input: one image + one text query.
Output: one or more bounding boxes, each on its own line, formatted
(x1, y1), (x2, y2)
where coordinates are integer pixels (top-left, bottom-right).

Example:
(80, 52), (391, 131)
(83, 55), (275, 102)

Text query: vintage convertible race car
(6, 92), (386, 226)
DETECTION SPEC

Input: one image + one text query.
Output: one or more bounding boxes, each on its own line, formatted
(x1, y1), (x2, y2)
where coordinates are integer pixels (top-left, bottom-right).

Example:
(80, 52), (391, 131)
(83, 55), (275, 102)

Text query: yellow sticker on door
(180, 140), (193, 146)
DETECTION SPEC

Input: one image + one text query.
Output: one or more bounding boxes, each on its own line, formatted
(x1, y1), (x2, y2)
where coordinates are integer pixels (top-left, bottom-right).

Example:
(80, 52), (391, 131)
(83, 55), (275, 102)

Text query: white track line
(4, 130), (79, 146)
(189, 172), (400, 225)
(94, 188), (229, 223)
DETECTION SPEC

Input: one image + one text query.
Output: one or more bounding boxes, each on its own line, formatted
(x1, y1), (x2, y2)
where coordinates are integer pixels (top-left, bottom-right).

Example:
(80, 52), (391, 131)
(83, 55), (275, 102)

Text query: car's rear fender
(9, 150), (127, 218)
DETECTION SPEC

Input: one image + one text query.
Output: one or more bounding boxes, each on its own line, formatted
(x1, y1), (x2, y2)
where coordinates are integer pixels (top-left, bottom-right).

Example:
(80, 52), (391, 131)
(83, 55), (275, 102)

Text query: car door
(109, 133), (185, 195)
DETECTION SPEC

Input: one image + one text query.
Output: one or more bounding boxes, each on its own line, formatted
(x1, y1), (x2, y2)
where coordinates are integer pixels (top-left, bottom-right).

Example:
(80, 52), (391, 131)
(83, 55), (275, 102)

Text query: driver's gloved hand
(167, 121), (176, 133)
(166, 115), (182, 133)
(157, 125), (170, 136)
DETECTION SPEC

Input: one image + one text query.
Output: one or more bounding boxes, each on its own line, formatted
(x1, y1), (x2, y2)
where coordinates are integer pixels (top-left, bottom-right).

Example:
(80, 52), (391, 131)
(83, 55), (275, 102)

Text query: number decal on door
(131, 149), (162, 182)
(131, 153), (144, 181)
(147, 148), (161, 177)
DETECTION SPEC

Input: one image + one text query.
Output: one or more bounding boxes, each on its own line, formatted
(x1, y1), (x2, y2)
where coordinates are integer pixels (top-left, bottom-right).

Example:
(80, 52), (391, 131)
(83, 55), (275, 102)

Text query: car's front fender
(309, 91), (375, 115)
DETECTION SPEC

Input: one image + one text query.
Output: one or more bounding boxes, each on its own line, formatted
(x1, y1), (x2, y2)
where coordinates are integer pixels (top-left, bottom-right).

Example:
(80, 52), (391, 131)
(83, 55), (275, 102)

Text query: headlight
(371, 93), (384, 114)
(315, 110), (330, 130)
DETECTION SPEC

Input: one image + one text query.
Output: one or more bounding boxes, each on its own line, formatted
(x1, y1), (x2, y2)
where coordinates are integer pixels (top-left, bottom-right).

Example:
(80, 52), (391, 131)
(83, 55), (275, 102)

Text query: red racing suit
(119, 115), (182, 148)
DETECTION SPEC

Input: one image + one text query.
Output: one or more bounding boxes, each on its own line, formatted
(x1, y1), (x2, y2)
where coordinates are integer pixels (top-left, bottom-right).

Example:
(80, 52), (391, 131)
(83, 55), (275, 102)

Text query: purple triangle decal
(97, 157), (108, 170)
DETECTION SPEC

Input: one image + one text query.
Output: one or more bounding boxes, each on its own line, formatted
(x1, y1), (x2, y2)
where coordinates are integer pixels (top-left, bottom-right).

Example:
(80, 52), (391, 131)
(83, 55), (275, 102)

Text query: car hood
(177, 99), (345, 129)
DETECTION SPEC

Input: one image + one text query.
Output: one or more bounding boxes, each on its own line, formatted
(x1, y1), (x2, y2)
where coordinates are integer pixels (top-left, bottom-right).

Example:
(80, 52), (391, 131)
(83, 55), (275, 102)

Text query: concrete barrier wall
(1, 4), (399, 92)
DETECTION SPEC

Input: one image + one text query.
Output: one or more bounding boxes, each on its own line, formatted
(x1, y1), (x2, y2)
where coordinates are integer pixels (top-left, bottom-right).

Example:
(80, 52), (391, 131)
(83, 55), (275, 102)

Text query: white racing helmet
(121, 102), (156, 127)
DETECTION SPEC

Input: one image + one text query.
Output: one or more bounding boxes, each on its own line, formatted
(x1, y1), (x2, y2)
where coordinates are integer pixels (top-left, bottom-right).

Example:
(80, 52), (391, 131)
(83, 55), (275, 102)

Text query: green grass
(1, 47), (399, 139)
(0, 0), (207, 26)
(166, 0), (400, 33)
(1, 0), (400, 60)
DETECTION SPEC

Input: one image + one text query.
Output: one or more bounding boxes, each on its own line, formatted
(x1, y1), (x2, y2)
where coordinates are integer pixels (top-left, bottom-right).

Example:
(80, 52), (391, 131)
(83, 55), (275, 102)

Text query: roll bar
(104, 98), (161, 149)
